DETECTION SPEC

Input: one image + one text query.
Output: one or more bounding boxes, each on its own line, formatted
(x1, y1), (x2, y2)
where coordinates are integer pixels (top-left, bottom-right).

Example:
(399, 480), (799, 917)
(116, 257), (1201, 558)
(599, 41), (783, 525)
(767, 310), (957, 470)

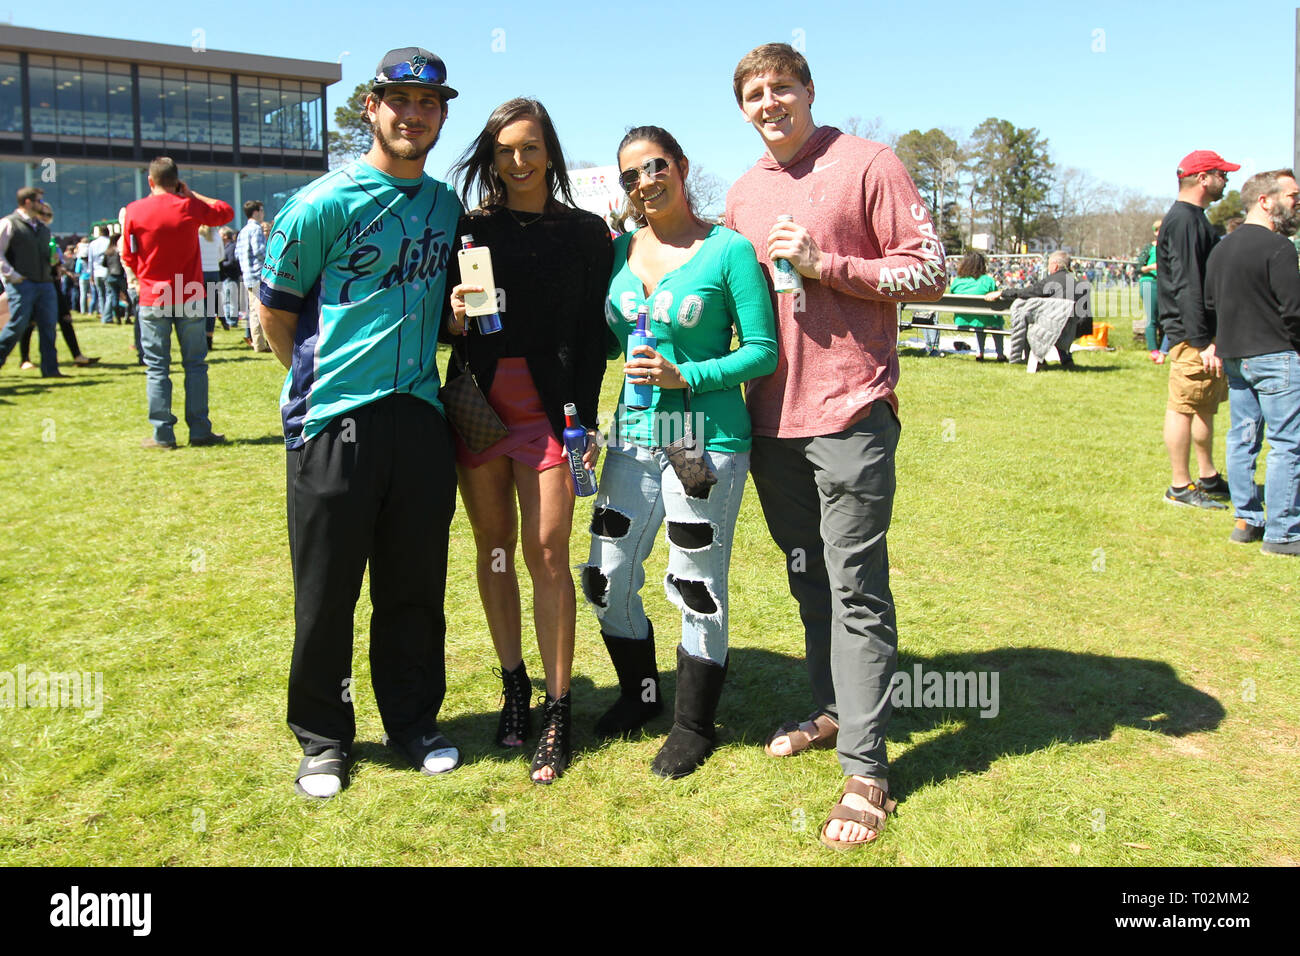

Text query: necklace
(505, 207), (545, 228)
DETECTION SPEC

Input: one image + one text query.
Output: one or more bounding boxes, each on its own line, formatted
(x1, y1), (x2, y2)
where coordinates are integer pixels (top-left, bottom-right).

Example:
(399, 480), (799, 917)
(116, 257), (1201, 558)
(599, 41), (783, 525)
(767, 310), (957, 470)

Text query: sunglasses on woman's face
(619, 157), (670, 194)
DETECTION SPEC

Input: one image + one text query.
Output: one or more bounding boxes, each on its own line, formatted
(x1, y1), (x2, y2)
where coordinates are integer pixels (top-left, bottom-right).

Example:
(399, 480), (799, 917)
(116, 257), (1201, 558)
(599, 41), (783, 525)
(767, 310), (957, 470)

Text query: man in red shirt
(725, 43), (944, 849)
(120, 156), (233, 449)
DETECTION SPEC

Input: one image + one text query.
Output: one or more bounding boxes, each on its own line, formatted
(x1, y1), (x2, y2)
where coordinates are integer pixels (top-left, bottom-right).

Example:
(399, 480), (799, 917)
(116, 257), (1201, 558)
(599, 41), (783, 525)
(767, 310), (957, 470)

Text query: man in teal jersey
(260, 47), (463, 799)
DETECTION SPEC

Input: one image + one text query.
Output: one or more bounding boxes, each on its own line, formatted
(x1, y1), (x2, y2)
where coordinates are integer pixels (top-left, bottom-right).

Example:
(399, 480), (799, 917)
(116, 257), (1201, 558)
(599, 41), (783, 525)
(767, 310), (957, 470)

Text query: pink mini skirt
(454, 357), (565, 471)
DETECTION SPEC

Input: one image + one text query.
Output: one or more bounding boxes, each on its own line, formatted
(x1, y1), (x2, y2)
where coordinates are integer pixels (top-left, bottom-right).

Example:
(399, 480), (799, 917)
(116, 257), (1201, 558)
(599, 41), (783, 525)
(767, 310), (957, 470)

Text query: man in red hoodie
(120, 156), (233, 449)
(725, 43), (944, 849)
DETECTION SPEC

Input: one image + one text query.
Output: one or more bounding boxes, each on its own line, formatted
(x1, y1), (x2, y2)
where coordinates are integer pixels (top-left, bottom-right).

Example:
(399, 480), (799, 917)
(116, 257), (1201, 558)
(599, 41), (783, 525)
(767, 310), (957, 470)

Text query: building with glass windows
(0, 25), (339, 237)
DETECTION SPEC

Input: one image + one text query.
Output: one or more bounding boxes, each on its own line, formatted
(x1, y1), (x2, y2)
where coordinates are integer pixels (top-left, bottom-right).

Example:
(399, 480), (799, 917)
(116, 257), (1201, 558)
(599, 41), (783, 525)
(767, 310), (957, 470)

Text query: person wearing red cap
(1158, 149), (1241, 510)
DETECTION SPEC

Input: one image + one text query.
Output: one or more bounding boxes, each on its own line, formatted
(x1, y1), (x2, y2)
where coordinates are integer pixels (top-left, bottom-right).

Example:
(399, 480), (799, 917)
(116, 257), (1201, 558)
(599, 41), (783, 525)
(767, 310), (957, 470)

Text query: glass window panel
(213, 169), (236, 206)
(55, 60), (83, 138)
(81, 60), (109, 141)
(208, 71), (232, 146)
(61, 164), (93, 236)
(238, 76), (260, 152)
(307, 85), (324, 151)
(298, 88), (312, 152)
(187, 168), (217, 201)
(29, 62), (55, 136)
(139, 69), (163, 143)
(84, 163), (138, 229)
(278, 82), (297, 150)
(163, 68), (187, 145)
(288, 82), (312, 151)
(107, 64), (133, 141)
(186, 169), (235, 211)
(187, 71), (210, 148)
(0, 57), (22, 133)
(1, 162), (28, 224)
(261, 79), (280, 149)
(39, 162), (83, 237)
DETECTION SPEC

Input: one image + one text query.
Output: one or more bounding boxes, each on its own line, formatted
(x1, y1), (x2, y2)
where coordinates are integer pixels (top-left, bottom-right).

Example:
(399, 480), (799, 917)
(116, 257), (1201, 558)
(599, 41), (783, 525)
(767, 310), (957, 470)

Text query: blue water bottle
(563, 403), (597, 497)
(624, 305), (656, 411)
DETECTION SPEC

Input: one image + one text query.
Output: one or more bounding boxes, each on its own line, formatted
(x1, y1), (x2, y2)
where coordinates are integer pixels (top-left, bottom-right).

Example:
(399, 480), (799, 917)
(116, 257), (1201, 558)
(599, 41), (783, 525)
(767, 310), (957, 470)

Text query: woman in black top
(445, 98), (613, 783)
(218, 227), (241, 331)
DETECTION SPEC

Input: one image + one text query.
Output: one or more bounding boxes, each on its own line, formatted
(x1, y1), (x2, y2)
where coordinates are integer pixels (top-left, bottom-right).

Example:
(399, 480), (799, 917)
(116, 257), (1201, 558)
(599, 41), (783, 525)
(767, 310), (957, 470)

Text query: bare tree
(687, 164), (729, 220)
(1052, 167), (1111, 252)
(841, 115), (892, 147)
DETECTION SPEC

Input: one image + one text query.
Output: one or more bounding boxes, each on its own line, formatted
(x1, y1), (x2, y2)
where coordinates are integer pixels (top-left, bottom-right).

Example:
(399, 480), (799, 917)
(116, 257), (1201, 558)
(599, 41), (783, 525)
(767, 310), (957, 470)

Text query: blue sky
(27, 0), (1298, 201)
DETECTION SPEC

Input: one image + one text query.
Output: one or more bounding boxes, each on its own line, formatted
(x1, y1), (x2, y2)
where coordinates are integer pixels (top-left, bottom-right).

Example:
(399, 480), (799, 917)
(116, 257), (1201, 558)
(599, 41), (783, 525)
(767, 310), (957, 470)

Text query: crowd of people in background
(945, 255), (1140, 292)
(15, 201), (278, 361)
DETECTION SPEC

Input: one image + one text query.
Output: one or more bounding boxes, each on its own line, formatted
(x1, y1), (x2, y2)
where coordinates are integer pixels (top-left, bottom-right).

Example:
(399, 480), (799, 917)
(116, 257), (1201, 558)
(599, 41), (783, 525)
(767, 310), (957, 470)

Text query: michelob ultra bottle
(562, 403), (597, 497)
(772, 214), (803, 294)
(624, 305), (655, 411)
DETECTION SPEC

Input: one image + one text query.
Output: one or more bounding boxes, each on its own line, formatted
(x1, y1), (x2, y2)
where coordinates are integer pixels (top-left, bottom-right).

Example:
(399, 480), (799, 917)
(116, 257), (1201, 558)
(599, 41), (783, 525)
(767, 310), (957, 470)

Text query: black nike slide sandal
(384, 730), (462, 776)
(294, 747), (349, 798)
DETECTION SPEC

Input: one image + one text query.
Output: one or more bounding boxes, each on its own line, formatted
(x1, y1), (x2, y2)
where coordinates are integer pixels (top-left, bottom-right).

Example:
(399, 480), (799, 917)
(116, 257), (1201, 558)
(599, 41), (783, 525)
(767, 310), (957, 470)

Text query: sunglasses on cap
(376, 58), (447, 88)
(619, 157), (670, 194)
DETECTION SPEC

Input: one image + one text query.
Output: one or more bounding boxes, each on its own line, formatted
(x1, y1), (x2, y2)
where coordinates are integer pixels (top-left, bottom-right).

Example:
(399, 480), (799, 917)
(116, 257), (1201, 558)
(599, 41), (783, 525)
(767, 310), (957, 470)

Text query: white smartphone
(458, 246), (497, 317)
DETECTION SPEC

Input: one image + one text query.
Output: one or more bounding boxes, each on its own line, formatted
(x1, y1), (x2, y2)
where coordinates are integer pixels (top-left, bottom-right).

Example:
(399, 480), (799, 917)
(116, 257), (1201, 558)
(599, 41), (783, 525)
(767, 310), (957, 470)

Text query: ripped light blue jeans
(580, 442), (749, 665)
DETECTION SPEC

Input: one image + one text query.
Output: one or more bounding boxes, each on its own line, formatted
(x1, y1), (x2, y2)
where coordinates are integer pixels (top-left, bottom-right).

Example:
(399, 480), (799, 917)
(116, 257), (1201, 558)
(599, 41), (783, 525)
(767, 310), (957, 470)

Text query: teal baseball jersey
(259, 160), (462, 448)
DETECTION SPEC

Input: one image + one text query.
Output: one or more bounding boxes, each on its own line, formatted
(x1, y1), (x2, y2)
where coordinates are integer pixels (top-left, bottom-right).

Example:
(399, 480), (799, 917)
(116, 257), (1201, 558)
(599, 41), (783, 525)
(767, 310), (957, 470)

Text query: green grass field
(1, 311), (1296, 866)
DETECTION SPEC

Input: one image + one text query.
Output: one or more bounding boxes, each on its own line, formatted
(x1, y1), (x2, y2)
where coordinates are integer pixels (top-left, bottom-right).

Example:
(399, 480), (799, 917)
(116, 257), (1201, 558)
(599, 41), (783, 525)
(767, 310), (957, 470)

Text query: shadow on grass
(351, 675), (606, 773)
(0, 376), (100, 398)
(722, 646), (1224, 799)
(231, 434), (285, 446)
(207, 354), (276, 365)
(1053, 363), (1121, 374)
(302, 646), (1223, 792)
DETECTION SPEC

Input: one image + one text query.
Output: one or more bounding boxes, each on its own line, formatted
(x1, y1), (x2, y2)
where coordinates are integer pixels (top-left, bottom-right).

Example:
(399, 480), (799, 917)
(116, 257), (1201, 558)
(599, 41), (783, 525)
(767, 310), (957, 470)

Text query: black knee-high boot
(595, 621), (663, 738)
(651, 645), (727, 779)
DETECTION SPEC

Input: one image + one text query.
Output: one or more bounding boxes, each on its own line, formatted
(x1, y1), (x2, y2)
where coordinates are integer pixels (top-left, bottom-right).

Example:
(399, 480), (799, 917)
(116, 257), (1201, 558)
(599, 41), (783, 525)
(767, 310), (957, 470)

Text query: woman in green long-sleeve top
(580, 125), (776, 780)
(948, 251), (1004, 362)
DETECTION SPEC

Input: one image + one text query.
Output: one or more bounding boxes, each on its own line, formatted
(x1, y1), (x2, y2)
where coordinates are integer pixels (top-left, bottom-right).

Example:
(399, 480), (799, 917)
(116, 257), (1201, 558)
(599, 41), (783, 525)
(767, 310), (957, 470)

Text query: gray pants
(750, 401), (899, 779)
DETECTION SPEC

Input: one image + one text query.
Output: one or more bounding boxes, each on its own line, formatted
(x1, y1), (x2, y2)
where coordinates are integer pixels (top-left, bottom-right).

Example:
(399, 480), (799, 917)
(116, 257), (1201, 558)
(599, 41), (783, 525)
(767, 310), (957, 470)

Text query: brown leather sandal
(763, 712), (838, 757)
(818, 777), (896, 850)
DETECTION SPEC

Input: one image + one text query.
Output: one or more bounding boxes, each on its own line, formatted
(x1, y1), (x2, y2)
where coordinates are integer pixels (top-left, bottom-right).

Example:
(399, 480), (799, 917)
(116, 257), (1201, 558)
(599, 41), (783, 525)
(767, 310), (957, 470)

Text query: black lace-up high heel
(495, 662), (532, 748)
(530, 691), (571, 784)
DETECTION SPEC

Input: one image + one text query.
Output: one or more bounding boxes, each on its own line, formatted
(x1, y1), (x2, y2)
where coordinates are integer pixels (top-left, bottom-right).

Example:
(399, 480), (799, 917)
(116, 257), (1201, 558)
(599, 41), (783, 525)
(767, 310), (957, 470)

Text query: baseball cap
(1177, 150), (1241, 177)
(371, 48), (458, 100)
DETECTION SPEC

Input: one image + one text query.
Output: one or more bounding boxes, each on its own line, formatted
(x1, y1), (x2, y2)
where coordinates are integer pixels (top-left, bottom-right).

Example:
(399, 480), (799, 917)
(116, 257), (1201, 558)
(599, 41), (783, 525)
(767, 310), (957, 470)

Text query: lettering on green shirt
(604, 225), (776, 453)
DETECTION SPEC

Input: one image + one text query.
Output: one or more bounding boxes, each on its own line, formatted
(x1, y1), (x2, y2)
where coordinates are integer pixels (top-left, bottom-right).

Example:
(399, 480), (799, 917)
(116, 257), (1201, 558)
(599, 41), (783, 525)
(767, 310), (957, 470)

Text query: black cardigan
(442, 204), (614, 438)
